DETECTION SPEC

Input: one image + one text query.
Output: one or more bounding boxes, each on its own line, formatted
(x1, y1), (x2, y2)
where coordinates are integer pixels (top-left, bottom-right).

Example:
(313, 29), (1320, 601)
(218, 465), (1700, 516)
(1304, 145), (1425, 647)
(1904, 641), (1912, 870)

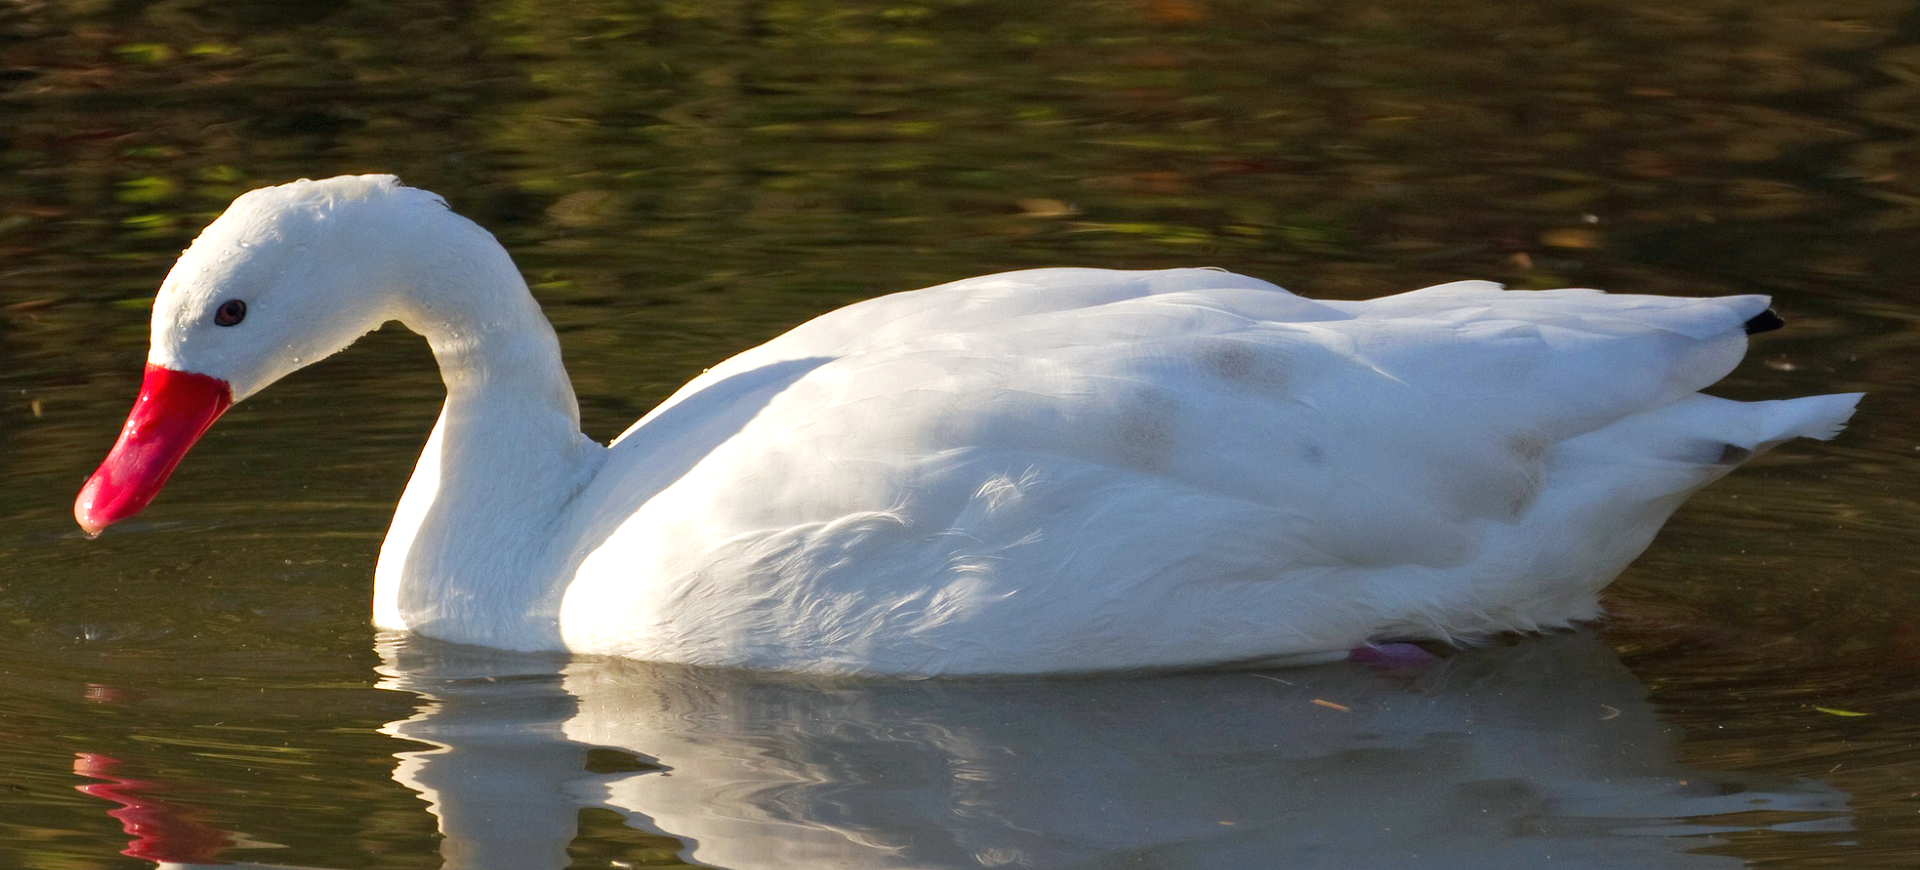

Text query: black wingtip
(1744, 309), (1785, 335)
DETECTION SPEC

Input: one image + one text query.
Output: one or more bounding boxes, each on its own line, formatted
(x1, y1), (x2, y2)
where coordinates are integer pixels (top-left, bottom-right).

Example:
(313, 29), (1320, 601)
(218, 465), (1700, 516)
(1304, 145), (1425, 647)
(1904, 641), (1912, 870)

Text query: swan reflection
(368, 631), (1844, 870)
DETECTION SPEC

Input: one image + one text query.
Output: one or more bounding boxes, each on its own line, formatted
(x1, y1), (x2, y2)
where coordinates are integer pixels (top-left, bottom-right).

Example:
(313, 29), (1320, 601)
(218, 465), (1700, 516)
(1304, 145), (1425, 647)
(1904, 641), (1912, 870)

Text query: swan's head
(76, 174), (460, 535)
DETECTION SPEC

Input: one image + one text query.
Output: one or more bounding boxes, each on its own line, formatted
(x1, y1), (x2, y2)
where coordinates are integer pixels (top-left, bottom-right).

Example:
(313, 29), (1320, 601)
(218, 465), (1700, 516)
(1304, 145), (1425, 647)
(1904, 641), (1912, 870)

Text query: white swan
(74, 175), (1861, 675)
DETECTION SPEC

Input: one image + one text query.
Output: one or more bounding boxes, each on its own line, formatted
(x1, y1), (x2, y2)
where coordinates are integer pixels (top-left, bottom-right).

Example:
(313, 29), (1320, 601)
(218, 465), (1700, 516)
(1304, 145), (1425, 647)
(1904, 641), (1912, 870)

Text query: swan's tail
(1556, 391), (1862, 481)
(1749, 392), (1863, 446)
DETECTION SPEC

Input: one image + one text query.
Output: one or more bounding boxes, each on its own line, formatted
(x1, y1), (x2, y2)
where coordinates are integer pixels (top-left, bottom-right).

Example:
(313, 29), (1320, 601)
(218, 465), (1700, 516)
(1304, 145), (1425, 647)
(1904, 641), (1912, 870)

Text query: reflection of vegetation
(4, 0), (1919, 305)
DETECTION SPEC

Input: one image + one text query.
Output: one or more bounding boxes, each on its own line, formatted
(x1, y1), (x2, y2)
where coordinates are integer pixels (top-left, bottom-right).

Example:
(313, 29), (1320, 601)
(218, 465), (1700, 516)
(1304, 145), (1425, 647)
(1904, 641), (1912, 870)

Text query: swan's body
(77, 176), (1861, 675)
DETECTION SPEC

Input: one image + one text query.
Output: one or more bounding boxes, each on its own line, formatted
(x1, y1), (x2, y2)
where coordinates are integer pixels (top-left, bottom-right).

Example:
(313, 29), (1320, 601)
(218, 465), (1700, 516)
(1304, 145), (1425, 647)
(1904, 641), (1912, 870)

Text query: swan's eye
(214, 299), (247, 327)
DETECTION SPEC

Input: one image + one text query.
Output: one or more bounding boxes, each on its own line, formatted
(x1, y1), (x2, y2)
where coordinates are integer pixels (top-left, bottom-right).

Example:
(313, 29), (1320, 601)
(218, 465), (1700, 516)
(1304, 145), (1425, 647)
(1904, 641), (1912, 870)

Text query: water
(3, 1), (1919, 867)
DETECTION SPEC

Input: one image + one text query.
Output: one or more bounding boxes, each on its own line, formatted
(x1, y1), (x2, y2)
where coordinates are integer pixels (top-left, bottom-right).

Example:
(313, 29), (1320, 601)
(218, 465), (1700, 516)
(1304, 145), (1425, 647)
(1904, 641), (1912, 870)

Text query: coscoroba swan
(75, 175), (1861, 675)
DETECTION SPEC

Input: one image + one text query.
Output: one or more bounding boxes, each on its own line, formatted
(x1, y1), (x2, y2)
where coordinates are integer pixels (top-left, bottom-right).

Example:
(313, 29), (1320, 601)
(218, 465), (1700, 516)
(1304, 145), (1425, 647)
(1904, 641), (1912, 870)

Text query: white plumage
(82, 175), (1861, 675)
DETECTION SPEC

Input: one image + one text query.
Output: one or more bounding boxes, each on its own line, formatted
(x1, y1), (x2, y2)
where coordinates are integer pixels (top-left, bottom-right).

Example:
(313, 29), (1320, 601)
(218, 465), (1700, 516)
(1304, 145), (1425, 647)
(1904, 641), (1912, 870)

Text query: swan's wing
(1327, 280), (1773, 426)
(618, 268), (1346, 434)
(603, 271), (1774, 569)
(564, 270), (1843, 671)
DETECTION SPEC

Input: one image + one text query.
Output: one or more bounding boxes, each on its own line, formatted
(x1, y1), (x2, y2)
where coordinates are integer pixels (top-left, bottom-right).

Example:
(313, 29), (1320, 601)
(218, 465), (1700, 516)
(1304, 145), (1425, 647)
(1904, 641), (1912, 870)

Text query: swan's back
(556, 269), (1858, 674)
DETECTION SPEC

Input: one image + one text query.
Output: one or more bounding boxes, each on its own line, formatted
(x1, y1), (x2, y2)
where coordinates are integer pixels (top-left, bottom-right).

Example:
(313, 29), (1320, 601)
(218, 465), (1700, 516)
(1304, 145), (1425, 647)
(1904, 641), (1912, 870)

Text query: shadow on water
(68, 631), (1849, 870)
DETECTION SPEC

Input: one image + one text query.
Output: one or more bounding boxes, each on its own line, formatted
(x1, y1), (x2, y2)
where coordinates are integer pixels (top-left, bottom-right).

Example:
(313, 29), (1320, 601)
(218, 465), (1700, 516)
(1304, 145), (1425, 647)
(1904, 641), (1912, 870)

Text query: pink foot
(1347, 642), (1438, 668)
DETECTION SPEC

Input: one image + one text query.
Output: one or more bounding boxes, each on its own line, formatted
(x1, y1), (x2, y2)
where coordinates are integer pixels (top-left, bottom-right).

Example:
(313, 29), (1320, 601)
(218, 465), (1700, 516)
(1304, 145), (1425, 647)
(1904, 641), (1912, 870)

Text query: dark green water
(3, 1), (1919, 867)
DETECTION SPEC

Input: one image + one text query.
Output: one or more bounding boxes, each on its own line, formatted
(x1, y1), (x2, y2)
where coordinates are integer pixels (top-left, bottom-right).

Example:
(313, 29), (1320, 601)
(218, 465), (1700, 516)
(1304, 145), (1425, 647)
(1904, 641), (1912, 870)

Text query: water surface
(3, 1), (1919, 867)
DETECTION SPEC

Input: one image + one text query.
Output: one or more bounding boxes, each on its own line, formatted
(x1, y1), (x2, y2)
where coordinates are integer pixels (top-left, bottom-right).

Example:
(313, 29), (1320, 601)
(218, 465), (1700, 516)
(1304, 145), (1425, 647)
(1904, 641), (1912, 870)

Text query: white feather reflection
(359, 631), (1847, 870)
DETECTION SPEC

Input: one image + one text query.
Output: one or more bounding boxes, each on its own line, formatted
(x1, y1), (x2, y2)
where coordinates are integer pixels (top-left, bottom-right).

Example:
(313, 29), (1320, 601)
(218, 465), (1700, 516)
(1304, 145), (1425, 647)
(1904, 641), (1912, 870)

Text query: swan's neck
(372, 231), (605, 650)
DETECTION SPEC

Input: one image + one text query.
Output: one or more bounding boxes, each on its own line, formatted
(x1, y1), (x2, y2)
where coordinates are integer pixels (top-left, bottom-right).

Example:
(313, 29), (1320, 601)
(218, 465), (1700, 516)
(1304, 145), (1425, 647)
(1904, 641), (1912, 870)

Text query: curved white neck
(371, 229), (606, 649)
